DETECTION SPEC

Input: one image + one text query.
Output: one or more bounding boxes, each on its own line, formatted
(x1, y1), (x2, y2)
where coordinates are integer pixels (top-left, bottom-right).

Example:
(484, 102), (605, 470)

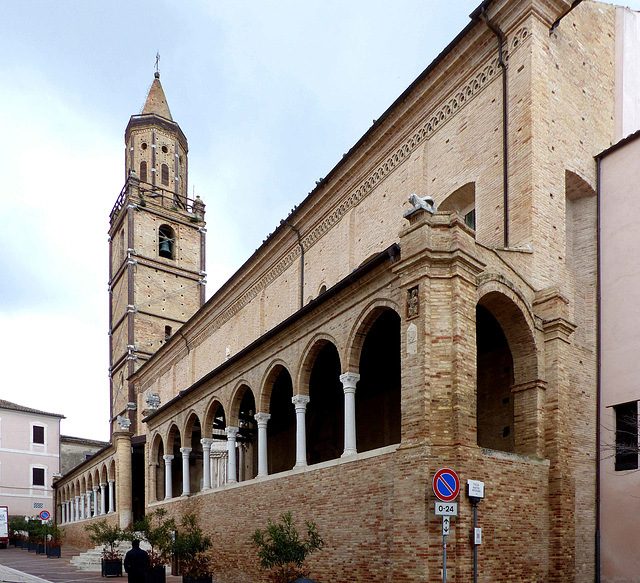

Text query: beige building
(60, 436), (110, 476)
(54, 0), (640, 581)
(0, 400), (64, 517)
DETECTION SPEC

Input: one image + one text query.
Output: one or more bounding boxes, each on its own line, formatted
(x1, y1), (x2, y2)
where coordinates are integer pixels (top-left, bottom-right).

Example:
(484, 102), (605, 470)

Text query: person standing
(124, 539), (150, 583)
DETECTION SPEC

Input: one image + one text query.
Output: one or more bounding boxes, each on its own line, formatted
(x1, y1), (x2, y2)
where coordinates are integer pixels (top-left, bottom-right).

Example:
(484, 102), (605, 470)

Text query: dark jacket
(124, 546), (150, 583)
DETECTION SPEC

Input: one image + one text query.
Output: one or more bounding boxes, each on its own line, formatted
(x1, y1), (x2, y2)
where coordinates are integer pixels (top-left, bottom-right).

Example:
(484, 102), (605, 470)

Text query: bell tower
(108, 73), (206, 435)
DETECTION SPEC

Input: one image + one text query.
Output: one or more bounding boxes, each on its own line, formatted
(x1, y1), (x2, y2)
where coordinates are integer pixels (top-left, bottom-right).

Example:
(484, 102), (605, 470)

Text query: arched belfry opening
(476, 304), (514, 452)
(356, 309), (402, 452)
(158, 225), (175, 259)
(266, 367), (296, 474)
(307, 342), (343, 465)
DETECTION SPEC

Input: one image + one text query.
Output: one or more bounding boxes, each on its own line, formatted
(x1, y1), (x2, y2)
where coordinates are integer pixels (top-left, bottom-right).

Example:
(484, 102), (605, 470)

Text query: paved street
(0, 547), (183, 583)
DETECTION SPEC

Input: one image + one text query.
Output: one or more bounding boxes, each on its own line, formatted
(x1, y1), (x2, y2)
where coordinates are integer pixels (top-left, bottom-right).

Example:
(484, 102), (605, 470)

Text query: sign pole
(443, 531), (447, 583)
(472, 501), (478, 583)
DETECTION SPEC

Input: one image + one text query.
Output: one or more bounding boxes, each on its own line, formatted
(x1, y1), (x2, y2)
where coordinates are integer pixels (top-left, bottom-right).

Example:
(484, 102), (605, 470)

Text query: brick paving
(0, 546), (183, 583)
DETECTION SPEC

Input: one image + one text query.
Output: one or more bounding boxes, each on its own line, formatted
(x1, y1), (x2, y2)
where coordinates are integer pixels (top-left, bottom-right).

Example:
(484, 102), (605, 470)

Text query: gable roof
(0, 399), (65, 419)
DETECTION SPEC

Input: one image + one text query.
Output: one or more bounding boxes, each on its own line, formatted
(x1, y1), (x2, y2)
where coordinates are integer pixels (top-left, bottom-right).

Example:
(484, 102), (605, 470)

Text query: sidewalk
(0, 546), (183, 583)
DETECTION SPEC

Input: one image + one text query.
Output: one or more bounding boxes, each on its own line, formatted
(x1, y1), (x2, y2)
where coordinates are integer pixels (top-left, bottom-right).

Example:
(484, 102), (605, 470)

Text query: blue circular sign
(433, 468), (460, 502)
(39, 510), (50, 521)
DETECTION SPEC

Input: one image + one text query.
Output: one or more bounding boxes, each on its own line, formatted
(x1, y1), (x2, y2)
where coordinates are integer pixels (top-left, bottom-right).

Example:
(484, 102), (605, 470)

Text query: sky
(1, 0), (639, 441)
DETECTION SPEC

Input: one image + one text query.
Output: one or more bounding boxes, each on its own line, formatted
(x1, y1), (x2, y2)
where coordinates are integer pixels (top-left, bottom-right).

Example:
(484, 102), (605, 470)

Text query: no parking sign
(39, 510), (50, 522)
(433, 468), (460, 502)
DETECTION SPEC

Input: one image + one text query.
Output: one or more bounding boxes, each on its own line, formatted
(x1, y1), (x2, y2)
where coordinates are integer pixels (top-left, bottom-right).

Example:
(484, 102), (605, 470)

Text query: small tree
(132, 508), (177, 569)
(252, 512), (324, 583)
(171, 514), (214, 579)
(85, 519), (126, 560)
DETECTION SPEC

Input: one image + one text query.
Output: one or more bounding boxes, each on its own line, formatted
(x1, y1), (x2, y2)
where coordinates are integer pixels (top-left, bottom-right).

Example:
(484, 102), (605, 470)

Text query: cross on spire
(155, 52), (160, 76)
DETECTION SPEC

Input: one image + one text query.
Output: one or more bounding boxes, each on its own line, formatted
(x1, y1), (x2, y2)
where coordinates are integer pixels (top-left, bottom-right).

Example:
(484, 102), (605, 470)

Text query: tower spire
(141, 68), (172, 121)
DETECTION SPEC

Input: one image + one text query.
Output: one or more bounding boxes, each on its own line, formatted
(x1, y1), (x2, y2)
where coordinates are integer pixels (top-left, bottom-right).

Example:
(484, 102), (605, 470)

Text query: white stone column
(201, 438), (213, 489)
(100, 483), (107, 515)
(340, 372), (360, 457)
(255, 413), (271, 476)
(163, 454), (174, 500)
(108, 480), (115, 513)
(180, 447), (192, 495)
(86, 491), (92, 517)
(292, 395), (310, 467)
(80, 493), (86, 520)
(73, 498), (77, 522)
(93, 487), (99, 517)
(226, 427), (239, 483)
(61, 502), (66, 524)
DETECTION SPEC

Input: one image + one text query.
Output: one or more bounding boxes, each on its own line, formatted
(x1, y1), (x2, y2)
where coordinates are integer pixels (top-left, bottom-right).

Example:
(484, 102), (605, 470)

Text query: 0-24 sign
(434, 502), (458, 516)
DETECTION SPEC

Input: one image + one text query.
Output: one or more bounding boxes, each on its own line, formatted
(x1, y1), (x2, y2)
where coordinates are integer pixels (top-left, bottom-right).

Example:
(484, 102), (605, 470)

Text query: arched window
(161, 164), (169, 186)
(139, 161), (147, 183)
(158, 225), (175, 259)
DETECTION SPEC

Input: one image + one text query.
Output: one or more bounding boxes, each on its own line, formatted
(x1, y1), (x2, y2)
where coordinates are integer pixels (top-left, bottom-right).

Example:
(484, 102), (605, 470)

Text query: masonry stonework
(54, 1), (635, 581)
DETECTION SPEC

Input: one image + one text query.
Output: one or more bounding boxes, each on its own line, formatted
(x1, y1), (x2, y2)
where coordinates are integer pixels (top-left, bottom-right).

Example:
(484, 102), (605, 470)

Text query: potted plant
(131, 509), (176, 583)
(252, 511), (324, 583)
(9, 516), (28, 549)
(171, 514), (214, 583)
(46, 524), (65, 558)
(85, 519), (125, 577)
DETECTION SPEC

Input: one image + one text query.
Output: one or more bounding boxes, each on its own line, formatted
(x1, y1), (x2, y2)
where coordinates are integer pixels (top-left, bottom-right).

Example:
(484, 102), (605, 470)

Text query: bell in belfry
(159, 238), (172, 258)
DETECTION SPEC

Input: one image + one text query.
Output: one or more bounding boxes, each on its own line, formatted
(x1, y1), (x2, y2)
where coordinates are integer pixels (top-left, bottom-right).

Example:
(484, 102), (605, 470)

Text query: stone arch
(262, 360), (296, 474)
(259, 359), (293, 412)
(203, 399), (226, 439)
(150, 432), (164, 460)
(347, 298), (401, 372)
(476, 280), (538, 384)
(439, 181), (476, 230)
(166, 423), (182, 452)
(228, 381), (255, 426)
(476, 280), (543, 455)
(297, 333), (342, 397)
(108, 459), (116, 481)
(100, 463), (108, 484)
(183, 411), (202, 448)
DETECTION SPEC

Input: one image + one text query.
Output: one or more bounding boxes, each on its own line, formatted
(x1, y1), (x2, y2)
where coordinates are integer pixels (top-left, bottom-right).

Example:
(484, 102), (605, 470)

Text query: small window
(465, 209), (476, 230)
(165, 325), (172, 340)
(615, 401), (638, 471)
(158, 225), (175, 259)
(140, 161), (147, 183)
(32, 468), (45, 486)
(161, 164), (169, 186)
(33, 426), (45, 444)
(161, 145), (168, 154)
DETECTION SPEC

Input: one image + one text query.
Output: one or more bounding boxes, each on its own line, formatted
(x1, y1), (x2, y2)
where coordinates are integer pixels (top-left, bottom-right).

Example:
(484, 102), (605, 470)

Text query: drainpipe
(595, 156), (602, 583)
(283, 220), (304, 310)
(481, 6), (509, 248)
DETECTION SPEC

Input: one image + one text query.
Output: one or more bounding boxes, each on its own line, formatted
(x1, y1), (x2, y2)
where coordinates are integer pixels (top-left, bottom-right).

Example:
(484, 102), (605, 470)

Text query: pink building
(0, 400), (64, 517)
(599, 129), (640, 583)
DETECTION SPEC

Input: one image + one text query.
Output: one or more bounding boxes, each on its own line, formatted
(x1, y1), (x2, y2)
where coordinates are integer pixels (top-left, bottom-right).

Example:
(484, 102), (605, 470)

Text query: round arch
(259, 359), (293, 413)
(297, 333), (341, 397)
(228, 381), (256, 426)
(346, 299), (401, 372)
(183, 411), (202, 448)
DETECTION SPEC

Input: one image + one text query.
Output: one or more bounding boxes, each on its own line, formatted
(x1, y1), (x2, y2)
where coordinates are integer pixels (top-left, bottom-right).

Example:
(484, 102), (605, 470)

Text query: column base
(294, 461), (308, 468)
(341, 449), (357, 457)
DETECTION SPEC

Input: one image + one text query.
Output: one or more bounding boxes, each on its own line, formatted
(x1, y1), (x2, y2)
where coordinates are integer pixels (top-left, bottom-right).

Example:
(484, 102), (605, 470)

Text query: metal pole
(443, 533), (447, 583)
(473, 502), (478, 583)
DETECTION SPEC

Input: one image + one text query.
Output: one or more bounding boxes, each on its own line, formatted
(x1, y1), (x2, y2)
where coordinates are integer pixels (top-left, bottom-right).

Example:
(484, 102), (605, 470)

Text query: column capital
(180, 447), (192, 455)
(108, 479), (115, 484)
(200, 438), (214, 447)
(163, 454), (174, 463)
(340, 372), (360, 390)
(291, 395), (310, 410)
(92, 486), (99, 492)
(100, 482), (107, 488)
(255, 412), (271, 424)
(226, 426), (239, 439)
(149, 461), (159, 467)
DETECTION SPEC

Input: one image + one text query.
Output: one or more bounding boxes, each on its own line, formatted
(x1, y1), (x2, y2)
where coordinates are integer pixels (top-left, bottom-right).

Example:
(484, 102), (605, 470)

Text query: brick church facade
(54, 0), (640, 581)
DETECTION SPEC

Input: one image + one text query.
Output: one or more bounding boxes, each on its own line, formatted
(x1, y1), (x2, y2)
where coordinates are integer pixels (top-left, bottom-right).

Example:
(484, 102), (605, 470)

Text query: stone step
(70, 539), (152, 571)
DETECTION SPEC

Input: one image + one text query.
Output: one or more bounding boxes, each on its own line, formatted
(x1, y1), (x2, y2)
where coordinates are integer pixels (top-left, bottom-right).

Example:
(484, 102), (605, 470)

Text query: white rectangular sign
(434, 501), (458, 516)
(442, 516), (451, 536)
(474, 527), (482, 545)
(467, 479), (485, 498)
